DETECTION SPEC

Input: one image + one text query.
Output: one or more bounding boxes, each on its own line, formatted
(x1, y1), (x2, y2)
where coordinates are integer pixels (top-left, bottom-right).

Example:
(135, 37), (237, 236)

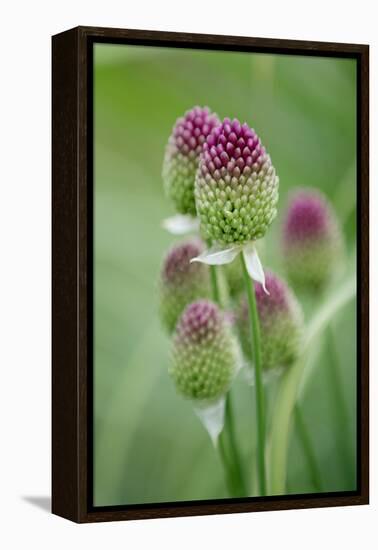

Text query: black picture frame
(52, 26), (369, 523)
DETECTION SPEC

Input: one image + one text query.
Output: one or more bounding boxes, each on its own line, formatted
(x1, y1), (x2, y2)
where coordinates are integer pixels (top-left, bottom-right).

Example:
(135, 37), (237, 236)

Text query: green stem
(224, 393), (247, 496)
(218, 432), (237, 496)
(218, 401), (247, 497)
(209, 265), (220, 304)
(210, 264), (235, 495)
(209, 261), (247, 496)
(240, 253), (267, 496)
(326, 326), (353, 483)
(268, 275), (356, 495)
(294, 405), (323, 492)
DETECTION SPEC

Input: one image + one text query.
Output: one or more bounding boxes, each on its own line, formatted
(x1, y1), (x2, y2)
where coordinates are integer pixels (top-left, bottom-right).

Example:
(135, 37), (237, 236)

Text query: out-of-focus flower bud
(163, 106), (220, 215)
(170, 300), (239, 401)
(238, 271), (303, 371)
(282, 189), (343, 291)
(159, 239), (212, 333)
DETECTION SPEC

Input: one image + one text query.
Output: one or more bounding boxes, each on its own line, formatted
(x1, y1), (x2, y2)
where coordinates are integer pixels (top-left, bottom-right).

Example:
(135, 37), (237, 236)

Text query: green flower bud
(163, 106), (220, 215)
(159, 239), (212, 333)
(195, 118), (279, 244)
(170, 300), (239, 401)
(238, 272), (303, 371)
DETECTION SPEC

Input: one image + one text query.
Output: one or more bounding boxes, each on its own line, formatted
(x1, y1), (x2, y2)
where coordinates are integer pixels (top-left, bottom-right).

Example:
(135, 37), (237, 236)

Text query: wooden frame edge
(52, 27), (80, 522)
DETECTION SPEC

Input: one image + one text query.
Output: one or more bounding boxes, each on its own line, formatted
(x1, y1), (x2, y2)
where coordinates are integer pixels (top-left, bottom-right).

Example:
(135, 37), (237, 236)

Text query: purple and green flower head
(195, 117), (279, 245)
(192, 118), (279, 293)
(238, 271), (303, 371)
(162, 106), (220, 217)
(170, 300), (239, 401)
(282, 189), (343, 291)
(159, 239), (212, 333)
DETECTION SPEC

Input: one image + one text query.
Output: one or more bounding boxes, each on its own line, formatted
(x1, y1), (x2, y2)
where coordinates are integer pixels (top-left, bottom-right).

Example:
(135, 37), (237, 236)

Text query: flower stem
(294, 405), (323, 492)
(218, 395), (247, 497)
(240, 253), (267, 496)
(218, 432), (237, 496)
(209, 265), (220, 304)
(224, 392), (247, 496)
(268, 275), (356, 494)
(209, 262), (247, 496)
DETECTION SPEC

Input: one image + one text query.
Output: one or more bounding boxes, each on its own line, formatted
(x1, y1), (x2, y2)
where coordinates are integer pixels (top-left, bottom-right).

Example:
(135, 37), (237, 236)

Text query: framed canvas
(52, 26), (369, 523)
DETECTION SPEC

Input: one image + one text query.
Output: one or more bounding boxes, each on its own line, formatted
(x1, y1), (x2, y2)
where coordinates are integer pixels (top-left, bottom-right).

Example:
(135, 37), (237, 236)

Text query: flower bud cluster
(163, 106), (220, 215)
(195, 118), (279, 245)
(170, 300), (239, 401)
(159, 239), (212, 333)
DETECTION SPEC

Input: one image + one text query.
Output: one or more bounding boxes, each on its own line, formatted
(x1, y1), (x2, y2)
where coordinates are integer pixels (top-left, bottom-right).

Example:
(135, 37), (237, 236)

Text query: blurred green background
(94, 44), (357, 506)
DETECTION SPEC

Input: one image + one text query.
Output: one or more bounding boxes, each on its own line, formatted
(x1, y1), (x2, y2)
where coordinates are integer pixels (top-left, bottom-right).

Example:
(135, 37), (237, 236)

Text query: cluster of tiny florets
(195, 118), (279, 245)
(238, 272), (303, 371)
(159, 239), (212, 333)
(282, 189), (342, 291)
(170, 300), (239, 401)
(162, 106), (220, 215)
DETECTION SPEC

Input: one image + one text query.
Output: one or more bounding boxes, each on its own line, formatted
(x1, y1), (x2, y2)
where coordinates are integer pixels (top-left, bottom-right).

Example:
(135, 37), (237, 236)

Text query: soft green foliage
(94, 44), (357, 506)
(285, 240), (341, 291)
(268, 274), (356, 494)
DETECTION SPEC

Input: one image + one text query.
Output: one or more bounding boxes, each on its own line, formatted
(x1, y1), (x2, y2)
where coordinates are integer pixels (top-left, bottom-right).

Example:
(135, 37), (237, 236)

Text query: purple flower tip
(283, 189), (333, 244)
(195, 117), (279, 245)
(203, 117), (265, 174)
(171, 299), (238, 400)
(254, 271), (290, 317)
(172, 106), (220, 157)
(176, 300), (222, 345)
(159, 240), (212, 334)
(162, 239), (203, 284)
(163, 106), (220, 215)
(281, 188), (343, 290)
(237, 271), (303, 370)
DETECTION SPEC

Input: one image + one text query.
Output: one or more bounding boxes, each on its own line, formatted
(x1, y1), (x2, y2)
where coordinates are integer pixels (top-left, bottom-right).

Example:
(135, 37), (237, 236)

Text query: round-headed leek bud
(238, 272), (303, 371)
(159, 239), (212, 333)
(282, 189), (343, 291)
(195, 117), (279, 245)
(170, 300), (239, 401)
(163, 106), (220, 216)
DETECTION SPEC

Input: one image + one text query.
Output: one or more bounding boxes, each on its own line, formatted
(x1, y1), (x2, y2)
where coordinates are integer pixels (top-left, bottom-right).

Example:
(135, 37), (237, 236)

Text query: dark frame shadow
(23, 496), (51, 513)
